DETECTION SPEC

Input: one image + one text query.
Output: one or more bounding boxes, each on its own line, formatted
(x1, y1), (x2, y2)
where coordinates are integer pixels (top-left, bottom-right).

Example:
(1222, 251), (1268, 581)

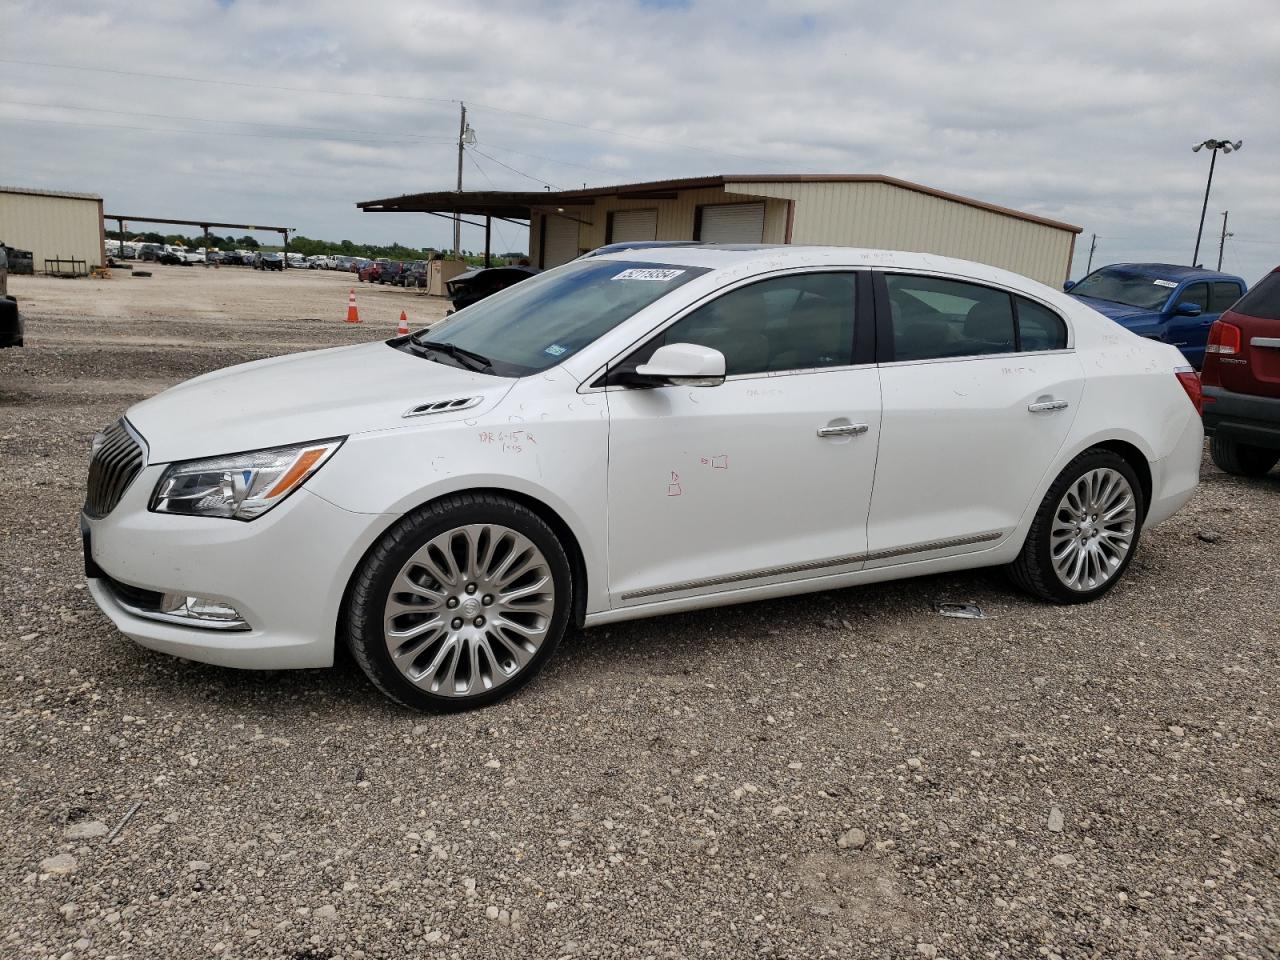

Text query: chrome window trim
(578, 265), (873, 394)
(876, 347), (1076, 369)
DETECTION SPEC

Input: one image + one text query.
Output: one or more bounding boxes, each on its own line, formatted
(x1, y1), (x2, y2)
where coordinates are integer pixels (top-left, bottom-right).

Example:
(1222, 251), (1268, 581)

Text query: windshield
(417, 259), (709, 376)
(1071, 268), (1177, 310)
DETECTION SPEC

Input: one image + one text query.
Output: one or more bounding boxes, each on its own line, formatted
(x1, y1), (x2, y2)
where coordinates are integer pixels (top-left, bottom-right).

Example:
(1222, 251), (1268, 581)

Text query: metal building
(0, 186), (105, 275)
(358, 174), (1081, 287)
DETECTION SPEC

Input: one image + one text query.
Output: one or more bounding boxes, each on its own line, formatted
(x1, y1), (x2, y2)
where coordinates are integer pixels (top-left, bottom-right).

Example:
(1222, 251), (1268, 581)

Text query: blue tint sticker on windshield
(544, 344), (568, 357)
(613, 268), (686, 281)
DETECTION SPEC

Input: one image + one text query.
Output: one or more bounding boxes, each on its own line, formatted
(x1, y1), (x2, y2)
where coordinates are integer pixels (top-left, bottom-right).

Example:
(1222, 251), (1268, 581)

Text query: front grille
(85, 419), (145, 518)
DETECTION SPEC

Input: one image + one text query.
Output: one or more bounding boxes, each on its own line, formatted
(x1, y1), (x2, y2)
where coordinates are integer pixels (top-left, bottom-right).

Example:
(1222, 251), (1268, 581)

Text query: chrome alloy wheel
(1049, 467), (1137, 592)
(382, 524), (556, 697)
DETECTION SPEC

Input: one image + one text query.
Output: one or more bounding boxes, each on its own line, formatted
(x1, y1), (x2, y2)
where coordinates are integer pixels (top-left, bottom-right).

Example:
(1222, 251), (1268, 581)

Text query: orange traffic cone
(397, 310), (409, 336)
(345, 288), (361, 324)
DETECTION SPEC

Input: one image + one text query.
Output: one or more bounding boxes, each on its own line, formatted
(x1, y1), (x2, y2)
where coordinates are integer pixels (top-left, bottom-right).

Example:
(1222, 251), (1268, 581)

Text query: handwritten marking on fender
(699, 454), (729, 470)
(667, 471), (683, 497)
(479, 429), (538, 454)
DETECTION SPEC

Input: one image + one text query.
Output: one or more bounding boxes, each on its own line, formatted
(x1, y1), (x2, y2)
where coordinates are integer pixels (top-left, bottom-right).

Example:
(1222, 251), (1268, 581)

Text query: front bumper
(83, 468), (392, 670)
(1202, 385), (1280, 450)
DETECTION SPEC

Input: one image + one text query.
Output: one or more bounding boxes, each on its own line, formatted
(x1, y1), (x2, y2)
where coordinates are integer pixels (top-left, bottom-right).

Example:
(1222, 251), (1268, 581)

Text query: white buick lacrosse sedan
(82, 245), (1203, 710)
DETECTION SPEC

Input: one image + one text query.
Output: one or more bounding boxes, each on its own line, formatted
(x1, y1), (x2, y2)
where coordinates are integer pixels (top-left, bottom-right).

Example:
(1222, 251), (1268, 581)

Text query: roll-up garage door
(542, 214), (580, 268)
(609, 209), (658, 243)
(698, 202), (765, 243)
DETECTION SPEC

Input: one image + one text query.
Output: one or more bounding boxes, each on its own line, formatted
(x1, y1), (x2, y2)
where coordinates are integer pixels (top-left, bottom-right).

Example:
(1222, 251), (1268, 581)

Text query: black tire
(1210, 436), (1279, 477)
(1008, 448), (1145, 604)
(344, 493), (573, 712)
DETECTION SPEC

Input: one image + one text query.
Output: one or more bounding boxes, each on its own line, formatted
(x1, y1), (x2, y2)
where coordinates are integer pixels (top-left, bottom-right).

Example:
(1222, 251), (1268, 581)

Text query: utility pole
(453, 102), (466, 258)
(1085, 233), (1097, 274)
(1217, 210), (1232, 272)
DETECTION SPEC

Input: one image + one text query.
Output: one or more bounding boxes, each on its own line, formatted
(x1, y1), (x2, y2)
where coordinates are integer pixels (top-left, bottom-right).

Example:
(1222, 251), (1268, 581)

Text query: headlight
(149, 438), (344, 521)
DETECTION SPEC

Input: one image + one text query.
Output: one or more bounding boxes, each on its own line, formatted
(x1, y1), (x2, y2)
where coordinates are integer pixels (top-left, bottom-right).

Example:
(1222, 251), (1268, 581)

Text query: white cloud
(1, 0), (1275, 277)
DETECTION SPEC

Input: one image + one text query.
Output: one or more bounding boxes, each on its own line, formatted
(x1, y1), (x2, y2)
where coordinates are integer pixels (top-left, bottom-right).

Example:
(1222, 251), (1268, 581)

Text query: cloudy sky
(2, 0), (1277, 281)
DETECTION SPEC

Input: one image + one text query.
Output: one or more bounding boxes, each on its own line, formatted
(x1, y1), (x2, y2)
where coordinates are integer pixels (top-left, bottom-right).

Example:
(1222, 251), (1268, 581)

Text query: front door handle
(817, 423), (869, 438)
(1028, 399), (1070, 413)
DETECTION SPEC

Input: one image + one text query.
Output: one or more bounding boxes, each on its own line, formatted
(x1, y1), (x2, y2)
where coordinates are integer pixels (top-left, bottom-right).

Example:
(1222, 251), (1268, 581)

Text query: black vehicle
(446, 265), (540, 312)
(401, 260), (428, 288)
(255, 252), (284, 272)
(378, 261), (406, 285)
(0, 245), (22, 348)
(158, 250), (192, 266)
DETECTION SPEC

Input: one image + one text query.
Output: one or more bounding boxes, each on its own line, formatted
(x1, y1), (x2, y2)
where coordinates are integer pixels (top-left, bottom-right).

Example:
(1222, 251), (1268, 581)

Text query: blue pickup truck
(1065, 263), (1246, 368)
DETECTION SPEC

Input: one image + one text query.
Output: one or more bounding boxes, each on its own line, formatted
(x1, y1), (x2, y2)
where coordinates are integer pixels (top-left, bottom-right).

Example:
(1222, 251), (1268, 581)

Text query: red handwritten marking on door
(479, 429), (537, 454)
(666, 471), (683, 497)
(698, 454), (729, 470)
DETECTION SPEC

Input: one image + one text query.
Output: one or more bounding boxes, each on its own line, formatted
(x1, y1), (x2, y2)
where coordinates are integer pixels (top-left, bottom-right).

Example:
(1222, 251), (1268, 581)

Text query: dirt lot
(1, 267), (1277, 960)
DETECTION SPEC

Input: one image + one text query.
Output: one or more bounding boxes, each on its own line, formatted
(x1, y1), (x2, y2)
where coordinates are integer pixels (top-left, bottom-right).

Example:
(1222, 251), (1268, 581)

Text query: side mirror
(631, 343), (726, 387)
(1062, 280), (1077, 292)
(1174, 301), (1203, 317)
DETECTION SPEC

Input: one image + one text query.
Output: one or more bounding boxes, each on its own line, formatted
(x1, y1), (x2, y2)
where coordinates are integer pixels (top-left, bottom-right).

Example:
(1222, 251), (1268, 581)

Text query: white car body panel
(81, 246), (1203, 670)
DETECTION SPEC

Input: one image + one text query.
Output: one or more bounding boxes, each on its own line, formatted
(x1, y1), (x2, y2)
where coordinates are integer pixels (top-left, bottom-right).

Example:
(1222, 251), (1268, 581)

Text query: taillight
(1175, 366), (1203, 415)
(1205, 321), (1242, 356)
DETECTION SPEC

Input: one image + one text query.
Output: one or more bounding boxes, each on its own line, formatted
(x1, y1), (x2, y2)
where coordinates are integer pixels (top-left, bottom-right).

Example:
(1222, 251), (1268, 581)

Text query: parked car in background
(1201, 265), (1280, 476)
(1065, 263), (1246, 368)
(402, 261), (429, 289)
(255, 252), (284, 272)
(80, 246), (1204, 711)
(446, 265), (540, 312)
(158, 250), (193, 267)
(136, 243), (162, 263)
(0, 244), (23, 348)
(378, 261), (407, 285)
(358, 259), (387, 283)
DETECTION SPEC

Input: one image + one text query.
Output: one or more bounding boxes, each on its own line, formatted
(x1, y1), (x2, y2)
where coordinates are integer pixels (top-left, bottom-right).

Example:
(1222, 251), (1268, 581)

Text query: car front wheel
(345, 494), (572, 711)
(1210, 436), (1280, 477)
(1009, 448), (1144, 604)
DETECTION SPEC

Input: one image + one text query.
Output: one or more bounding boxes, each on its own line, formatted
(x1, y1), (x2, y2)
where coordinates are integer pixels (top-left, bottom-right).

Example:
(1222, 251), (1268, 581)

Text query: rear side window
(886, 274), (1016, 361)
(1209, 280), (1244, 314)
(1015, 297), (1068, 351)
(1229, 273), (1280, 321)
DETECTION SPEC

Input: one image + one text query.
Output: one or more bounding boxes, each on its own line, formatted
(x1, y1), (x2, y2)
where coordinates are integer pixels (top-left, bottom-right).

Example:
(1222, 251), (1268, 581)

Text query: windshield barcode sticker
(1152, 279), (1177, 288)
(613, 268), (686, 281)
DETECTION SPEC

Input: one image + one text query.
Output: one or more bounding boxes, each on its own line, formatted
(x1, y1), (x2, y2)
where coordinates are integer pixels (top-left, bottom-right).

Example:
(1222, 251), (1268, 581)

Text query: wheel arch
(1091, 438), (1153, 520)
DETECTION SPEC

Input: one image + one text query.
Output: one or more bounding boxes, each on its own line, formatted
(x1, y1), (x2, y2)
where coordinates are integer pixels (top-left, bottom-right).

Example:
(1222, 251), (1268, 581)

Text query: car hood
(127, 341), (513, 463)
(1069, 294), (1158, 324)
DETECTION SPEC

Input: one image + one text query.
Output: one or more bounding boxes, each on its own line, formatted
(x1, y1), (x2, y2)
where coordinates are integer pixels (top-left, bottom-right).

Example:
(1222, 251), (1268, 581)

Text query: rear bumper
(1202, 386), (1280, 450)
(1146, 410), (1204, 528)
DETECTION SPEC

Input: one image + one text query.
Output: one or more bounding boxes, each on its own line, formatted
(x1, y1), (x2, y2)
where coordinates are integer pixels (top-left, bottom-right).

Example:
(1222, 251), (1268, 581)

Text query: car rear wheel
(345, 494), (572, 711)
(1008, 448), (1144, 604)
(1209, 436), (1280, 477)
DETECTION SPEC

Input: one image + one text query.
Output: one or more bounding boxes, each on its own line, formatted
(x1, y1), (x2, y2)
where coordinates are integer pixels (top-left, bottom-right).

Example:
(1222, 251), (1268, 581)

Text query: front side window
(418, 259), (709, 376)
(1179, 282), (1210, 311)
(625, 272), (857, 377)
(886, 274), (1016, 361)
(1209, 281), (1242, 314)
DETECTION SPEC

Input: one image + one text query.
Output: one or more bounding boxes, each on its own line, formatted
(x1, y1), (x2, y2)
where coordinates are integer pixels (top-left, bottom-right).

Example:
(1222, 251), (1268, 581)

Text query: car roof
(1090, 262), (1245, 284)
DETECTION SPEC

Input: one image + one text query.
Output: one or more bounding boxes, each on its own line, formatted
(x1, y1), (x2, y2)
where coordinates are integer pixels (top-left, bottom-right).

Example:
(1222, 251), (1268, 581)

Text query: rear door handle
(1028, 400), (1070, 413)
(817, 423), (869, 438)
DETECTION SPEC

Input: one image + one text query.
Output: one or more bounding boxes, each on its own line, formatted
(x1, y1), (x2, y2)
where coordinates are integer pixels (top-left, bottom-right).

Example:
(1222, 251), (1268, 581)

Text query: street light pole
(1191, 138), (1242, 267)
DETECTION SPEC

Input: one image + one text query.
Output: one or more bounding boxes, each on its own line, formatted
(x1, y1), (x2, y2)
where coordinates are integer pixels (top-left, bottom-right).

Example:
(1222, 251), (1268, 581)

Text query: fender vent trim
(402, 396), (483, 418)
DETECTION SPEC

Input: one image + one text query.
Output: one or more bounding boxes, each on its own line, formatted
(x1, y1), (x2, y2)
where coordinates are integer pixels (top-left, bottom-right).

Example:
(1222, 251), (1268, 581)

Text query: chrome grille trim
(619, 532), (1003, 602)
(85, 419), (147, 518)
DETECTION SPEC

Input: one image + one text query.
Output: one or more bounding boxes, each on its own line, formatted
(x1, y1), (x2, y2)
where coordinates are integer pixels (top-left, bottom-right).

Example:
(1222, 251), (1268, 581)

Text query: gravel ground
(1, 268), (1277, 960)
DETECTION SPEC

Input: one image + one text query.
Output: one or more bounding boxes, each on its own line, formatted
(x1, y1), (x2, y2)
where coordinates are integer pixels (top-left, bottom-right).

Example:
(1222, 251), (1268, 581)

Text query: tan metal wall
(0, 191), (105, 271)
(728, 180), (1075, 287)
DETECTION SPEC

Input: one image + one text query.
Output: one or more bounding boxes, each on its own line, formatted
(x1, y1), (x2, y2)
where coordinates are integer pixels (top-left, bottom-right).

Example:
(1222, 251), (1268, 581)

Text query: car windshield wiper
(411, 338), (494, 373)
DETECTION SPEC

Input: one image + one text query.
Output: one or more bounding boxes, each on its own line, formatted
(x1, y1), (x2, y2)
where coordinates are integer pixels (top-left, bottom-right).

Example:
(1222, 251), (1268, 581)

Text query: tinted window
(1230, 272), (1280, 321)
(422, 259), (709, 376)
(647, 272), (857, 376)
(1209, 281), (1243, 314)
(1016, 297), (1068, 351)
(886, 274), (1015, 361)
(1179, 282), (1210, 311)
(1071, 268), (1174, 310)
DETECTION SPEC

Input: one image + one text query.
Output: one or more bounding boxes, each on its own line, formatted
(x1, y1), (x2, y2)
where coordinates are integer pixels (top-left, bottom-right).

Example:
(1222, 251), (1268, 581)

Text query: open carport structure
(103, 214), (296, 264)
(357, 173), (1082, 286)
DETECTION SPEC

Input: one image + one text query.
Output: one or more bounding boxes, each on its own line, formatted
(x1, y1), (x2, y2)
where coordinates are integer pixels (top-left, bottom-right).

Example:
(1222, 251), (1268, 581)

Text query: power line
(0, 97), (455, 142)
(469, 147), (563, 190)
(477, 140), (619, 177)
(0, 112), (452, 146)
(465, 152), (516, 254)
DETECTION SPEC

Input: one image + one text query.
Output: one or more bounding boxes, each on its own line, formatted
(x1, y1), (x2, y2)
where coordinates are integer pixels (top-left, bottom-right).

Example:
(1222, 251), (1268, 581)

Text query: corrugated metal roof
(0, 185), (103, 202)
